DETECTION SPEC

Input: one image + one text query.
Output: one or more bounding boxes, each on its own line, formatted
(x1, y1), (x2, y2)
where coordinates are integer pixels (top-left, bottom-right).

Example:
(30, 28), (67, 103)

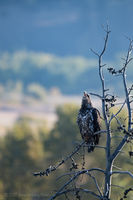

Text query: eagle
(77, 91), (101, 152)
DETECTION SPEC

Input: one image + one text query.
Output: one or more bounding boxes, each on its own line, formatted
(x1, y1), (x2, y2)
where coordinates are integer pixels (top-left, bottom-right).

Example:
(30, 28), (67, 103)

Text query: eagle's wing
(92, 108), (101, 132)
(77, 110), (84, 139)
(77, 107), (101, 152)
(91, 108), (101, 145)
(77, 109), (94, 142)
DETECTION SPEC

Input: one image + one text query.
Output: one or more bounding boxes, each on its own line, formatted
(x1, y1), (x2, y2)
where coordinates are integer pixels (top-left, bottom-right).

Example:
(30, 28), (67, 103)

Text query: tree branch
(111, 135), (128, 162)
(111, 171), (133, 179)
(122, 39), (133, 130)
(111, 38), (133, 162)
(94, 130), (107, 135)
(49, 188), (101, 200)
(56, 168), (105, 182)
(87, 173), (103, 196)
(109, 100), (126, 124)
(89, 92), (102, 99)
(48, 169), (103, 200)
(84, 144), (106, 150)
(49, 168), (105, 200)
(112, 115), (131, 136)
(95, 25), (112, 199)
(33, 141), (85, 177)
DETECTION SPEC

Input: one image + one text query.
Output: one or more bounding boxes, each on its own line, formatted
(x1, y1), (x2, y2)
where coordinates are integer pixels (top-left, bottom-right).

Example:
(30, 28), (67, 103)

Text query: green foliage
(0, 120), (47, 200)
(45, 104), (80, 160)
(0, 103), (132, 199)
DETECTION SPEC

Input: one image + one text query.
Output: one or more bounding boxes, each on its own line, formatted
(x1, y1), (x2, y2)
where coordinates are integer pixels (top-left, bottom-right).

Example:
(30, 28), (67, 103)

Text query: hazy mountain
(0, 51), (132, 95)
(0, 0), (132, 95)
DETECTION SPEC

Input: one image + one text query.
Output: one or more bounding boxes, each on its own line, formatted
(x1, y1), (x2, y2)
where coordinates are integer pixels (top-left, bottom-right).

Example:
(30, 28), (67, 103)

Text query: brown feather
(77, 92), (101, 152)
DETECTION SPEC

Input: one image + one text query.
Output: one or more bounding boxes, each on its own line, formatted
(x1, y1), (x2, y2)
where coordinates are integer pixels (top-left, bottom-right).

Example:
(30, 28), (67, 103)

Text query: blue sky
(0, 0), (133, 60)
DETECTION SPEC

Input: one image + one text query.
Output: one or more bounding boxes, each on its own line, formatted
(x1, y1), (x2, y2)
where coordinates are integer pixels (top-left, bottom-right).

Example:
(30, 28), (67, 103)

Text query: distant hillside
(0, 51), (99, 94)
(0, 51), (132, 95)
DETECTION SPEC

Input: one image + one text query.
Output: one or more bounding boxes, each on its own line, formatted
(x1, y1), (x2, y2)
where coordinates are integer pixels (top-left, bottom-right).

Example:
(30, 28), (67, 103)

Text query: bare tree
(34, 25), (133, 200)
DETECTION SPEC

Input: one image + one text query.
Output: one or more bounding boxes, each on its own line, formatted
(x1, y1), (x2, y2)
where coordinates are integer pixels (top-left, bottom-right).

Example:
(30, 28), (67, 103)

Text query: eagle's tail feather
(87, 134), (100, 153)
(88, 145), (95, 152)
(95, 134), (100, 145)
(88, 141), (95, 152)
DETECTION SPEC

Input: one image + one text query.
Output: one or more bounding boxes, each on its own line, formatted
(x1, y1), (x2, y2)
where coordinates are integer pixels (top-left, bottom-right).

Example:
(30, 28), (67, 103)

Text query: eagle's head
(81, 91), (92, 109)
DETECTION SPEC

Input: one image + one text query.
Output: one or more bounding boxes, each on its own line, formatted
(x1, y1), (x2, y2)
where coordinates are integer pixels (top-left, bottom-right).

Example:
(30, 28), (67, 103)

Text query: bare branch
(130, 100), (133, 104)
(109, 100), (126, 124)
(48, 170), (103, 200)
(111, 184), (125, 189)
(49, 188), (101, 200)
(87, 173), (103, 196)
(89, 92), (102, 99)
(110, 39), (133, 163)
(84, 144), (106, 150)
(48, 172), (82, 200)
(100, 25), (111, 57)
(33, 141), (85, 177)
(57, 168), (105, 181)
(111, 171), (133, 179)
(112, 115), (131, 136)
(95, 24), (112, 199)
(90, 48), (99, 57)
(122, 44), (133, 130)
(86, 168), (105, 174)
(94, 130), (107, 135)
(112, 165), (122, 170)
(111, 135), (128, 161)
(122, 38), (133, 71)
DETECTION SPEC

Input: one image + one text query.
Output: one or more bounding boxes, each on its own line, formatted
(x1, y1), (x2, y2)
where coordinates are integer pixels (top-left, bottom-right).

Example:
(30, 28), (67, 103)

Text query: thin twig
(113, 115), (131, 136)
(111, 184), (125, 189)
(89, 92), (102, 99)
(111, 135), (128, 162)
(109, 100), (126, 124)
(112, 165), (122, 170)
(94, 130), (107, 135)
(33, 141), (85, 177)
(49, 188), (101, 200)
(87, 173), (103, 196)
(48, 170), (103, 200)
(84, 144), (106, 149)
(111, 38), (133, 162)
(56, 168), (105, 183)
(90, 48), (99, 57)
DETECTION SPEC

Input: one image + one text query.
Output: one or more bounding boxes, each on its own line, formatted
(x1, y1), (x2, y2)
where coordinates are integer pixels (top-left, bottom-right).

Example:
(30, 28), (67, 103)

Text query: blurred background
(0, 0), (133, 199)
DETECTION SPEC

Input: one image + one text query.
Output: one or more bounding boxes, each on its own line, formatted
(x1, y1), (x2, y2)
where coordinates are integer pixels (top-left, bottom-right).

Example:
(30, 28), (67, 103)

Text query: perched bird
(77, 91), (101, 152)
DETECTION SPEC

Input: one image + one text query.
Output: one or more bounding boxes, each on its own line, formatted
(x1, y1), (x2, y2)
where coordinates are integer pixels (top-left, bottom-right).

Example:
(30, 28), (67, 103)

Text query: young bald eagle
(77, 92), (101, 152)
